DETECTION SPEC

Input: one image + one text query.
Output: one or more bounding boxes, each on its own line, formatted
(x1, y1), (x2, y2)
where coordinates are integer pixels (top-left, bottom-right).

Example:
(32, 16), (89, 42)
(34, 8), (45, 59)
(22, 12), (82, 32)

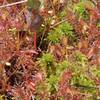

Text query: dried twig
(0, 0), (27, 9)
(50, 18), (68, 29)
(71, 84), (100, 90)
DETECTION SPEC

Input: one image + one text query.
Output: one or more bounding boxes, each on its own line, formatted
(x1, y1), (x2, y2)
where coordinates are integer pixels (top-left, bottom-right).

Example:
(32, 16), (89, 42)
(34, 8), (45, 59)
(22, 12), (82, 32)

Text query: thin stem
(34, 31), (37, 50)
(38, 24), (47, 48)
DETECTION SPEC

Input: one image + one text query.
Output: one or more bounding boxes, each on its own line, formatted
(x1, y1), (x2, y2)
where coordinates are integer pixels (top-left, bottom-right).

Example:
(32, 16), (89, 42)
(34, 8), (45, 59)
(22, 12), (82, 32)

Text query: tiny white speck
(48, 10), (53, 14)
(5, 62), (11, 66)
(42, 24), (45, 27)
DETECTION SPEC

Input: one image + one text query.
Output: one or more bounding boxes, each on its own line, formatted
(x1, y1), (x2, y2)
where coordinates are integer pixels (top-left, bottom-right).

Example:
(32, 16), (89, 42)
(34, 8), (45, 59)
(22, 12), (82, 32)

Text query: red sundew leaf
(11, 86), (31, 100)
(27, 80), (35, 91)
(66, 9), (76, 21)
(20, 50), (38, 55)
(93, 40), (100, 46)
(0, 24), (5, 31)
(54, 45), (62, 60)
(95, 78), (100, 84)
(87, 25), (100, 40)
(97, 56), (100, 65)
(15, 18), (24, 30)
(49, 44), (63, 61)
(59, 71), (72, 85)
(93, 9), (100, 19)
(87, 48), (94, 59)
(89, 8), (100, 20)
(79, 19), (86, 26)
(35, 72), (43, 81)
(62, 71), (72, 80)
(0, 0), (3, 3)
(73, 95), (79, 100)
(97, 2), (100, 10)
(11, 89), (19, 97)
(29, 81), (35, 90)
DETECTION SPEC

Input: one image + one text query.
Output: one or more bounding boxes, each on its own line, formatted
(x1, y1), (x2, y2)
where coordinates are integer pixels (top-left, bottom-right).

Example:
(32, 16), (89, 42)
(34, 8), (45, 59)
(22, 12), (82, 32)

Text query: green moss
(48, 22), (76, 43)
